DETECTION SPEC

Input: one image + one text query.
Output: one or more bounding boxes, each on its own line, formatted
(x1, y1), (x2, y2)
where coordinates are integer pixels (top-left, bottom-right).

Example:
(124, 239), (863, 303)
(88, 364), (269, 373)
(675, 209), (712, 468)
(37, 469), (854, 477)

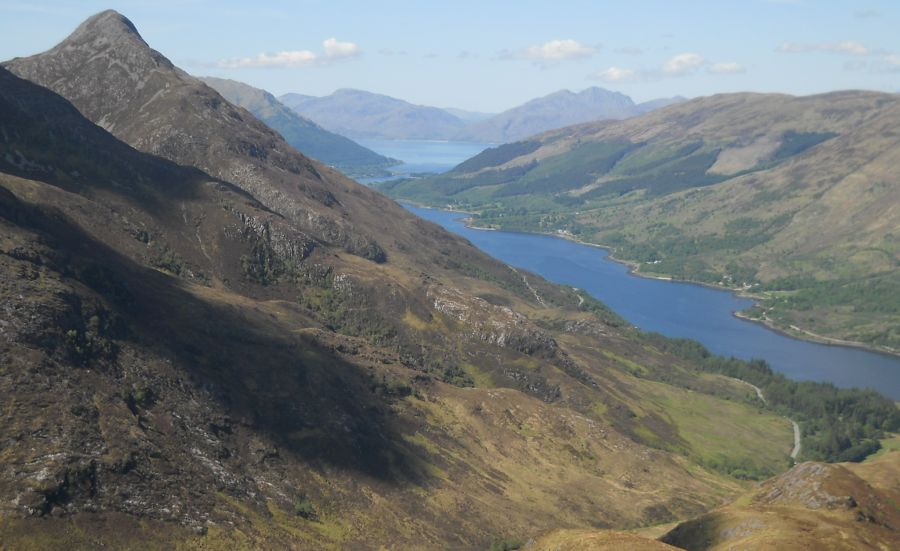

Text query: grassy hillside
(378, 92), (900, 352)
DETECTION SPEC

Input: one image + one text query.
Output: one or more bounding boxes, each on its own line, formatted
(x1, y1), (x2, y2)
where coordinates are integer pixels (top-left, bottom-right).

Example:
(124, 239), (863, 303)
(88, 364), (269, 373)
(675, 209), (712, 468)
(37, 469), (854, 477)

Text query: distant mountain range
(199, 77), (397, 177)
(457, 88), (681, 143)
(280, 89), (469, 140)
(279, 87), (685, 143)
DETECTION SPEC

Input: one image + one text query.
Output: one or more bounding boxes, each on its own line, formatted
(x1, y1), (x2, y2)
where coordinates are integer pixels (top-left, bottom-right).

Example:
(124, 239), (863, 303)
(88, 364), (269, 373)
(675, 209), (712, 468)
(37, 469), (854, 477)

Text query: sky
(1, 0), (898, 113)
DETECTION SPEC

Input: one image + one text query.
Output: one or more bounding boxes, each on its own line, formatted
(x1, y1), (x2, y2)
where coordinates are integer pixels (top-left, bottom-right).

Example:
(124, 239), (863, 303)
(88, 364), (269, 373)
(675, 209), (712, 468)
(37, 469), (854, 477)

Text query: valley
(0, 6), (897, 550)
(379, 93), (900, 355)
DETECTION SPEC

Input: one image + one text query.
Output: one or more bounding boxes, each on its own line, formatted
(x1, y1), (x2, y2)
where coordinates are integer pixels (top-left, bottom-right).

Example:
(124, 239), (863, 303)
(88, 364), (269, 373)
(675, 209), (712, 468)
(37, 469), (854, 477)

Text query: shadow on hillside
(0, 184), (420, 484)
(0, 67), (266, 220)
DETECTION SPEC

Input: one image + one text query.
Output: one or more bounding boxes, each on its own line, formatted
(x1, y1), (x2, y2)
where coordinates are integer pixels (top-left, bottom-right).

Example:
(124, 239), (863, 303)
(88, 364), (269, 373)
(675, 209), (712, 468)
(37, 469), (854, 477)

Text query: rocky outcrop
(428, 285), (558, 356)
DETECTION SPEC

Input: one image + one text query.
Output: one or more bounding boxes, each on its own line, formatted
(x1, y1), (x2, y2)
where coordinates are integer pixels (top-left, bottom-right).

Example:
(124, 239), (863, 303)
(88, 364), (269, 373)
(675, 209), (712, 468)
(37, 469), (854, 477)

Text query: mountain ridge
(280, 86), (685, 143)
(280, 88), (469, 140)
(457, 87), (638, 143)
(199, 76), (398, 177)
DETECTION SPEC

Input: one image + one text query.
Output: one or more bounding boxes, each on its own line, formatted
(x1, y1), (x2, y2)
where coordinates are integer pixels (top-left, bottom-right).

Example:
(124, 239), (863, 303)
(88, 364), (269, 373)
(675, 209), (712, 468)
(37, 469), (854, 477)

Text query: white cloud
(217, 38), (360, 68)
(777, 40), (870, 55)
(662, 53), (705, 75)
(594, 66), (638, 82)
(886, 54), (900, 66)
(218, 50), (317, 68)
(523, 39), (596, 60)
(709, 62), (745, 75)
(323, 38), (360, 60)
(592, 53), (742, 82)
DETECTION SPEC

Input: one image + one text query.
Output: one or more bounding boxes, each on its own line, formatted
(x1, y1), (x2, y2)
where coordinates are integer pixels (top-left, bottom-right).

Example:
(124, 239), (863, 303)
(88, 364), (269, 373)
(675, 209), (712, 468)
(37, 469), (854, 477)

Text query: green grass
(864, 433), (900, 463)
(635, 379), (792, 479)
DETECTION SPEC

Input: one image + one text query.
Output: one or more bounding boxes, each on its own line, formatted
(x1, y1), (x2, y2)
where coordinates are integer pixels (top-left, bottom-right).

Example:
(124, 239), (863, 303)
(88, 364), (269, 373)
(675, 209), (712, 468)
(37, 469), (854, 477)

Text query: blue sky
(1, 0), (898, 112)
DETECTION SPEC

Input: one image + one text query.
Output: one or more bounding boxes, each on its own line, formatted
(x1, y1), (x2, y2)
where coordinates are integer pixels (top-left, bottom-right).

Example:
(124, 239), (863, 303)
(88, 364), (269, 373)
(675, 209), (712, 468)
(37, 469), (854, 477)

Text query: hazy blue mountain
(457, 87), (639, 143)
(280, 87), (685, 144)
(280, 88), (467, 140)
(201, 77), (397, 177)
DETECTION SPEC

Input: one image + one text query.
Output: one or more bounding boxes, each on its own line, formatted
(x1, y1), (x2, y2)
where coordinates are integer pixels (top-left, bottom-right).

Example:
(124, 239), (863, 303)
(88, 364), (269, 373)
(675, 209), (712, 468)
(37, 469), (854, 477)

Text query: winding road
(730, 377), (801, 462)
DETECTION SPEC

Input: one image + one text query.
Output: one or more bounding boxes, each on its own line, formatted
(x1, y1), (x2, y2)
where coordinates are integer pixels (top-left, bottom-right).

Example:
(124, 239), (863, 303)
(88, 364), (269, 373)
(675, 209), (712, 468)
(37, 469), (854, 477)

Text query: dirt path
(511, 267), (546, 307)
(572, 287), (585, 307)
(790, 420), (802, 462)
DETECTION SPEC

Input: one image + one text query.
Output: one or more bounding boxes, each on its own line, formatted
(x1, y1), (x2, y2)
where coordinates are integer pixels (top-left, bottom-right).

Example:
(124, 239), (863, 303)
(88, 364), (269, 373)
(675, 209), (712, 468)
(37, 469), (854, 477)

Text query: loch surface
(357, 138), (493, 183)
(407, 206), (900, 400)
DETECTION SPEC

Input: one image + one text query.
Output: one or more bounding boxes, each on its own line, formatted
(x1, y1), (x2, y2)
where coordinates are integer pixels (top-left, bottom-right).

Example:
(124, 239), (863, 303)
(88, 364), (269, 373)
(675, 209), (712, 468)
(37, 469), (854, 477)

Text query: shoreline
(422, 206), (900, 360)
(733, 310), (900, 358)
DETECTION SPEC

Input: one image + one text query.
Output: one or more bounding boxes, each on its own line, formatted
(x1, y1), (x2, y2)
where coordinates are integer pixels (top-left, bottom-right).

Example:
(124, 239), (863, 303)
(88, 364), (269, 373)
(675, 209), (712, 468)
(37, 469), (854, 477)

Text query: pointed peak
(65, 9), (147, 48)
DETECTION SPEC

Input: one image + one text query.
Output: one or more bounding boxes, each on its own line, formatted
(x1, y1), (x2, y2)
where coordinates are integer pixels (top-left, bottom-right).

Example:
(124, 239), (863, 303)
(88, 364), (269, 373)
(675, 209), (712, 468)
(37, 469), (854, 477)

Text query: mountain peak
(579, 86), (628, 99)
(66, 9), (147, 48)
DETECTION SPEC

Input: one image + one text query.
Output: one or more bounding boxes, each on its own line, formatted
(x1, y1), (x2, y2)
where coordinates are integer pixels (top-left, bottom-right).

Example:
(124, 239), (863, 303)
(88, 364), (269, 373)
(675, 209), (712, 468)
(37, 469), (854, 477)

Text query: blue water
(357, 138), (493, 183)
(407, 206), (900, 400)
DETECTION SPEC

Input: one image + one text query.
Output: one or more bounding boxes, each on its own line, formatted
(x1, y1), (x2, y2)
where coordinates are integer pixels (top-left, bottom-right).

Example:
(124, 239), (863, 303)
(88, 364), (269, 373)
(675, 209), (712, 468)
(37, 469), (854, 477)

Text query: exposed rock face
(754, 461), (892, 519)
(428, 285), (558, 354)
